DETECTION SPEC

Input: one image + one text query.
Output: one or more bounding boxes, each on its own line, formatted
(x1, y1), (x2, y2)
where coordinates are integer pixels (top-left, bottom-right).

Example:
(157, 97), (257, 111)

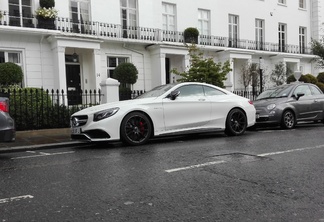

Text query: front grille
(71, 115), (88, 127)
(256, 117), (269, 122)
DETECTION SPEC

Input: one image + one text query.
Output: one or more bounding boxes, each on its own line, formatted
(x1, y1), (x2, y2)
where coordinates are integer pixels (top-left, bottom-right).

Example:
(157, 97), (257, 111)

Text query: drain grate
(212, 153), (270, 163)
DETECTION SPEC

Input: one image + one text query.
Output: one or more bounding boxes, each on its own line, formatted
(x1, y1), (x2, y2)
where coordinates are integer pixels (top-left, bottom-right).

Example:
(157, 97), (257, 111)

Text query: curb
(0, 141), (90, 153)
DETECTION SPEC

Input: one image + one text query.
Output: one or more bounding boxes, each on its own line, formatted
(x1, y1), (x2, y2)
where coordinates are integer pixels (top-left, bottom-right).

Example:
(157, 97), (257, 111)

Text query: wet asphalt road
(1, 123), (324, 222)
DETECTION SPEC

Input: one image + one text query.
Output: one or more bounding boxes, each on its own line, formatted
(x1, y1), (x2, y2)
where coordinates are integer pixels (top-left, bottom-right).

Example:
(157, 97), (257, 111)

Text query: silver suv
(0, 96), (15, 142)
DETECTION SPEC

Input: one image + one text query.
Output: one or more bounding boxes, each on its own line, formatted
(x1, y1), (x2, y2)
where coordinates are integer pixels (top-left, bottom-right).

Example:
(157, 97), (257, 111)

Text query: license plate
(71, 127), (81, 134)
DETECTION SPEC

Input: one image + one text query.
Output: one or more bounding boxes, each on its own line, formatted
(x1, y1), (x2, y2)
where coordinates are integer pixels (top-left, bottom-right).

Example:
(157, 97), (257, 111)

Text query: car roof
(268, 82), (313, 90)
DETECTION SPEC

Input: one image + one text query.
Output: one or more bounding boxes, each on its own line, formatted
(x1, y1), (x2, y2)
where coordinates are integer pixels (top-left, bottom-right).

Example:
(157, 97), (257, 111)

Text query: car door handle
(198, 99), (206, 101)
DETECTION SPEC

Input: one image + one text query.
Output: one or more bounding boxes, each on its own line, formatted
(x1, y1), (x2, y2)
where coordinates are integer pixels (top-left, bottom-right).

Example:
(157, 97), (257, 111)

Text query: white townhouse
(0, 0), (323, 104)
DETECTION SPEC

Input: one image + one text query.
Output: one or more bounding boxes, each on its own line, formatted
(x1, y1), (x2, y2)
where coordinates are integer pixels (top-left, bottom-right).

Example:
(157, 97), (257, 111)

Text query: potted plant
(184, 27), (199, 44)
(35, 0), (57, 29)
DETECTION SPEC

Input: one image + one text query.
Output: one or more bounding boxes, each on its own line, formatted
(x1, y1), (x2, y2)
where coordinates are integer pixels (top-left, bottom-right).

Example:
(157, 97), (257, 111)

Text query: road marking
(0, 195), (34, 204)
(258, 144), (324, 157)
(11, 151), (75, 160)
(165, 160), (226, 173)
(165, 144), (324, 173)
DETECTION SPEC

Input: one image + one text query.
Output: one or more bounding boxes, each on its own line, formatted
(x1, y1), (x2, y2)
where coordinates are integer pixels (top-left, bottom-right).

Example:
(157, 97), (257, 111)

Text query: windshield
(256, 85), (294, 100)
(136, 83), (177, 99)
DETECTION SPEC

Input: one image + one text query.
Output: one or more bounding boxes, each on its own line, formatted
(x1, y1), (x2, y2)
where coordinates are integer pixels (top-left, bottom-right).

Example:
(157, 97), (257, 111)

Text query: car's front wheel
(281, 110), (296, 129)
(225, 108), (247, 136)
(120, 112), (152, 146)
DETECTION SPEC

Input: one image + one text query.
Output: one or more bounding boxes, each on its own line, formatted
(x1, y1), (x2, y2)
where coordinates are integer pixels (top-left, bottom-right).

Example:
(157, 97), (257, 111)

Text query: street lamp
(252, 70), (258, 99)
(259, 57), (264, 93)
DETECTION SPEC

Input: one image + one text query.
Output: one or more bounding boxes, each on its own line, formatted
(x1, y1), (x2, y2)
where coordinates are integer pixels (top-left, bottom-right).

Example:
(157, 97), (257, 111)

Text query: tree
(240, 62), (258, 90)
(172, 44), (231, 88)
(311, 38), (324, 68)
(271, 62), (286, 86)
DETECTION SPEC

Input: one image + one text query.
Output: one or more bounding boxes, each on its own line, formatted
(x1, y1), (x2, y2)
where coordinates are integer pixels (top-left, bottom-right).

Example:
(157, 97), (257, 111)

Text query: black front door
(165, 58), (170, 84)
(66, 64), (82, 105)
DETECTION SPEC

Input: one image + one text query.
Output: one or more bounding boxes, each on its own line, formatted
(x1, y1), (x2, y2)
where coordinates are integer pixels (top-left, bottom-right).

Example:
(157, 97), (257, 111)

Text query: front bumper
(70, 113), (122, 142)
(255, 108), (282, 126)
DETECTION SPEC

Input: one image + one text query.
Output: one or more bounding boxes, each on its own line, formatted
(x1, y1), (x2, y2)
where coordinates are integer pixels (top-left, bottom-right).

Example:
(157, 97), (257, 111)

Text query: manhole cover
(212, 153), (269, 163)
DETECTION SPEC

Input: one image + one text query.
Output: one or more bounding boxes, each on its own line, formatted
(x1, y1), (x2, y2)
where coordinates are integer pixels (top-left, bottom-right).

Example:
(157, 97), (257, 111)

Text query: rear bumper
(0, 128), (16, 142)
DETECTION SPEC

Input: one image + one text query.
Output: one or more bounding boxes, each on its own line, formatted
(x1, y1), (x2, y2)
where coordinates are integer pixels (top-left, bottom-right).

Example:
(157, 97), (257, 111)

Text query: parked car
(0, 96), (15, 142)
(253, 82), (324, 129)
(71, 82), (256, 145)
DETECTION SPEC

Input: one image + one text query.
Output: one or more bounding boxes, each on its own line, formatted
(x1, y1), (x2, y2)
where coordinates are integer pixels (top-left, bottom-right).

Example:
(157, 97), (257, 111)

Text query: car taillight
(248, 100), (253, 105)
(0, 101), (9, 112)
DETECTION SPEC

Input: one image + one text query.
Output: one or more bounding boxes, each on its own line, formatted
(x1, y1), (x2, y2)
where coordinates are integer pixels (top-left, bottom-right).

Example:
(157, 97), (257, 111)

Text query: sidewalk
(0, 128), (87, 153)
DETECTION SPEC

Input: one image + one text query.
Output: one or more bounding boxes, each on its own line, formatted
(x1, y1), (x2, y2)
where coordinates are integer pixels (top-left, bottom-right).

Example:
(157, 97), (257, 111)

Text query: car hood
(253, 97), (288, 107)
(72, 98), (158, 116)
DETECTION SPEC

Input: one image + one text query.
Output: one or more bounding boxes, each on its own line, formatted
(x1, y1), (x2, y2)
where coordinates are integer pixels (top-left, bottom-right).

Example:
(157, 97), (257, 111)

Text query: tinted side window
(177, 85), (204, 97)
(203, 86), (226, 96)
(293, 85), (312, 97)
(309, 85), (323, 95)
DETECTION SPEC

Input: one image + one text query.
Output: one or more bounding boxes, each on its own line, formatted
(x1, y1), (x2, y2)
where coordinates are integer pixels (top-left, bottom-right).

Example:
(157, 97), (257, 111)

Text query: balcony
(0, 11), (312, 55)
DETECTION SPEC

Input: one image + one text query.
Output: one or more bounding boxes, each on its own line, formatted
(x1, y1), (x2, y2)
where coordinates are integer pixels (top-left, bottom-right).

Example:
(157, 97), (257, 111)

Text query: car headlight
(93, 107), (119, 122)
(267, 104), (276, 110)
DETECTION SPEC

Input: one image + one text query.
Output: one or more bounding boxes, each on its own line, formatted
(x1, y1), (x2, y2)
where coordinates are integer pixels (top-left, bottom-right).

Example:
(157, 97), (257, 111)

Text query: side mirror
(169, 90), (180, 100)
(294, 93), (305, 100)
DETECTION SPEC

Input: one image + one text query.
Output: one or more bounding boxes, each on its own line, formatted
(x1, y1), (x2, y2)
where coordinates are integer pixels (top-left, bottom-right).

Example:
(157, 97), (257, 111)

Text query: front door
(66, 64), (82, 105)
(165, 58), (170, 84)
(162, 84), (211, 132)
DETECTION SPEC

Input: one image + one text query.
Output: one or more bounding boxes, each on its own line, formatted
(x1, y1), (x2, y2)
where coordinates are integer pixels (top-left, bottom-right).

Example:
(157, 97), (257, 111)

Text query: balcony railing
(0, 11), (312, 55)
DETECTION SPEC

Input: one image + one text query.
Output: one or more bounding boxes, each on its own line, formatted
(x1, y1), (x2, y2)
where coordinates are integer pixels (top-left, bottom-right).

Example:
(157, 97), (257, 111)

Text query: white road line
(165, 144), (324, 173)
(0, 195), (34, 204)
(165, 160), (226, 173)
(11, 151), (75, 160)
(258, 144), (324, 157)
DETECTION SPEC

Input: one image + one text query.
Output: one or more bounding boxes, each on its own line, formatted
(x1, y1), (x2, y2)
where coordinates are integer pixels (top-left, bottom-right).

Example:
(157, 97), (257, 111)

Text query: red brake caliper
(139, 121), (145, 135)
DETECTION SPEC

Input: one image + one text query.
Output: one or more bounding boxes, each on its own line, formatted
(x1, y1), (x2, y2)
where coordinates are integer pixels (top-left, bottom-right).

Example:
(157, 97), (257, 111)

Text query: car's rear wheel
(281, 110), (296, 129)
(120, 112), (152, 146)
(225, 108), (247, 136)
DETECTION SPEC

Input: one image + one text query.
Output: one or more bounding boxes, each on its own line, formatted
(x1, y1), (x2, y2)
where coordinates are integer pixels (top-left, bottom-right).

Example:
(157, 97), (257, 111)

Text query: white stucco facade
(0, 0), (323, 97)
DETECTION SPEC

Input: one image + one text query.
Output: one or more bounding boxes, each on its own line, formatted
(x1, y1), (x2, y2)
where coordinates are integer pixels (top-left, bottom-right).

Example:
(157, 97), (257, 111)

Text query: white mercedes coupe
(71, 82), (256, 145)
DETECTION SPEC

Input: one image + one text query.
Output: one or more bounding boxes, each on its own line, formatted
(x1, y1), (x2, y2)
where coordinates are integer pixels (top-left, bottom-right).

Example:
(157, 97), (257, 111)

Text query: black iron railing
(1, 88), (102, 131)
(232, 90), (260, 101)
(0, 11), (313, 55)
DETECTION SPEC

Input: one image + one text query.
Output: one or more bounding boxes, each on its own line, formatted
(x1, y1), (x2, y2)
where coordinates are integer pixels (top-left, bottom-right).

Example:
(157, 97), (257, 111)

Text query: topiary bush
(299, 74), (308, 83)
(316, 82), (324, 92)
(287, 75), (296, 84)
(114, 62), (138, 101)
(39, 0), (55, 8)
(184, 27), (199, 44)
(114, 62), (138, 87)
(305, 74), (317, 84)
(317, 72), (324, 83)
(0, 62), (23, 87)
